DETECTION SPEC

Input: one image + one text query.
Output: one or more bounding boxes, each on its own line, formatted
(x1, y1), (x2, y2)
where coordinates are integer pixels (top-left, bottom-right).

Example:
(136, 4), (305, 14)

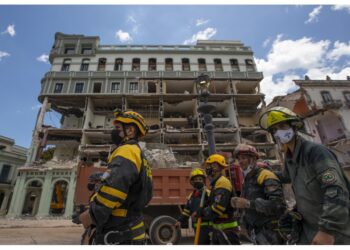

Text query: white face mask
(243, 164), (254, 177)
(273, 128), (295, 144)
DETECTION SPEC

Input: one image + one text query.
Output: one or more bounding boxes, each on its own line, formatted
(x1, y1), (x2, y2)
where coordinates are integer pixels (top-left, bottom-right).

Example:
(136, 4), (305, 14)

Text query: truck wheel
(149, 215), (181, 245)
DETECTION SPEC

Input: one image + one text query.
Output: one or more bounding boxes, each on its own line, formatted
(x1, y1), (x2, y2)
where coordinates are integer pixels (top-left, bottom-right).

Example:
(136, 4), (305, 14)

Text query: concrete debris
(144, 148), (178, 168)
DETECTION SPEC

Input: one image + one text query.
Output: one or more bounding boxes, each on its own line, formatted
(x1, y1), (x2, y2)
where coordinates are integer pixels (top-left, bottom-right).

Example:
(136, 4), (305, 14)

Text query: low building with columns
(0, 135), (27, 215)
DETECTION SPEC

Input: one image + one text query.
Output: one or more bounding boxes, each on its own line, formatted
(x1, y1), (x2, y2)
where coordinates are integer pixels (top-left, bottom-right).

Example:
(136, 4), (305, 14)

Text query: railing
(321, 99), (343, 109)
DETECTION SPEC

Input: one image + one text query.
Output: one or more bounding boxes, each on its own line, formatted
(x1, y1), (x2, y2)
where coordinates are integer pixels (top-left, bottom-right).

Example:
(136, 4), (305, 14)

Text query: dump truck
(74, 164), (193, 244)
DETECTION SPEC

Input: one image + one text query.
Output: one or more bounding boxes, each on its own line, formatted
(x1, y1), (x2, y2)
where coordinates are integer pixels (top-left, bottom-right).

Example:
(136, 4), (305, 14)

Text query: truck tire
(149, 215), (181, 245)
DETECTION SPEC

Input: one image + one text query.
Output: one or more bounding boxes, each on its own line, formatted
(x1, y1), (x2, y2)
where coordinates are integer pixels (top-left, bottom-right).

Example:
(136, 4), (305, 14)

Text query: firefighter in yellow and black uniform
(175, 168), (212, 244)
(199, 154), (240, 245)
(87, 110), (153, 245)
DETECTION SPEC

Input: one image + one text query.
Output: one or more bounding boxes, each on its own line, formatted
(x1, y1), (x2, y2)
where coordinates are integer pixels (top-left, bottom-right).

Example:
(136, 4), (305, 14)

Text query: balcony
(321, 99), (343, 109)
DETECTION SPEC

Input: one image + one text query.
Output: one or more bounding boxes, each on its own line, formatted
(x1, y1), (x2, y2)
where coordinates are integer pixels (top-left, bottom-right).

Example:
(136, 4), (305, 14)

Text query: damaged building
(7, 32), (278, 218)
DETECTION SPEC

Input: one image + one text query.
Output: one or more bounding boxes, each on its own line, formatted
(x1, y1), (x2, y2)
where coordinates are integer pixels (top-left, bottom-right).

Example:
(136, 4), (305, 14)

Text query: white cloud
(331, 5), (350, 13)
(183, 27), (217, 45)
(36, 54), (49, 63)
(327, 41), (350, 61)
(1, 24), (16, 37)
(262, 38), (271, 48)
(256, 35), (330, 76)
(195, 18), (209, 26)
(127, 15), (137, 23)
(305, 6), (322, 24)
(115, 30), (133, 43)
(256, 35), (332, 104)
(0, 51), (10, 61)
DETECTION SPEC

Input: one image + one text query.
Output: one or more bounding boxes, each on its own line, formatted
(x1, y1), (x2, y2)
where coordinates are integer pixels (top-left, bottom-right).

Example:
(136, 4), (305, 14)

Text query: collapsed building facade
(7, 32), (278, 218)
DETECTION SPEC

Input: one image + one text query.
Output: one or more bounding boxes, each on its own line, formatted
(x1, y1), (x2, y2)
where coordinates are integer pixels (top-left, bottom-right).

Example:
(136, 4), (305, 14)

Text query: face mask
(273, 128), (295, 144)
(87, 183), (95, 191)
(243, 164), (254, 177)
(193, 182), (204, 190)
(205, 167), (214, 177)
(111, 129), (123, 145)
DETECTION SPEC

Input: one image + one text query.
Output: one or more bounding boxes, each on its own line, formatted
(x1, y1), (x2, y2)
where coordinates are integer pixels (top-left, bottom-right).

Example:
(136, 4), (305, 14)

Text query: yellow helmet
(259, 106), (303, 131)
(113, 110), (148, 137)
(190, 168), (206, 180)
(205, 154), (228, 168)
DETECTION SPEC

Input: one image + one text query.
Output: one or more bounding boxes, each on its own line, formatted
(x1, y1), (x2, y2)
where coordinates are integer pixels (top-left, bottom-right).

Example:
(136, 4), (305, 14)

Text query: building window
(81, 45), (92, 55)
(111, 82), (121, 93)
(214, 59), (223, 72)
(129, 82), (138, 93)
(64, 45), (75, 55)
(230, 59), (240, 72)
(245, 59), (255, 72)
(198, 58), (207, 71)
(80, 59), (90, 71)
(97, 58), (106, 71)
(75, 82), (84, 93)
(182, 58), (190, 71)
(54, 83), (63, 93)
(149, 58), (157, 71)
(132, 58), (140, 71)
(114, 58), (123, 71)
(165, 58), (173, 71)
(321, 91), (333, 102)
(61, 59), (71, 72)
(343, 91), (350, 102)
(93, 82), (102, 93)
(0, 164), (11, 183)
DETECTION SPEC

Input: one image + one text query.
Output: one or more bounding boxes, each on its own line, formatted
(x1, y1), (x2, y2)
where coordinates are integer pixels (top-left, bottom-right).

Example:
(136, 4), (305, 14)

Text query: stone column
(36, 171), (53, 218)
(7, 171), (27, 217)
(0, 190), (11, 215)
(64, 168), (77, 218)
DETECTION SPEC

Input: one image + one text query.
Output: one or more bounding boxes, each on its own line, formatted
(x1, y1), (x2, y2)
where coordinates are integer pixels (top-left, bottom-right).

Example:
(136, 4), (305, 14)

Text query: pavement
(0, 218), (194, 245)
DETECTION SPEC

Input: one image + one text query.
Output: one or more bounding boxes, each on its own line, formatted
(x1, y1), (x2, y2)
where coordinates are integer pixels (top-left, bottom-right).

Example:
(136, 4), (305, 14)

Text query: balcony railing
(321, 99), (343, 109)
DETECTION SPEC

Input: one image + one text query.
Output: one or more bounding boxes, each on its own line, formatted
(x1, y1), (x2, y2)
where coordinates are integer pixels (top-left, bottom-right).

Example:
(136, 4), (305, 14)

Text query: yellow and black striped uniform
(89, 139), (153, 245)
(177, 188), (212, 244)
(202, 175), (240, 245)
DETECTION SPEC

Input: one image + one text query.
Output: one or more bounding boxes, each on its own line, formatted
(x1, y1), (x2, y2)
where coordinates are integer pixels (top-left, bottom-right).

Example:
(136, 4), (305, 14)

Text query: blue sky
(0, 5), (350, 148)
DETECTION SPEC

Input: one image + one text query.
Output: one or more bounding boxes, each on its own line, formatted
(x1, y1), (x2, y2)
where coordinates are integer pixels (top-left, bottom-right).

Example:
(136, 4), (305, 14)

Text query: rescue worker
(174, 168), (211, 244)
(82, 110), (153, 245)
(199, 154), (240, 245)
(259, 106), (350, 244)
(231, 144), (286, 244)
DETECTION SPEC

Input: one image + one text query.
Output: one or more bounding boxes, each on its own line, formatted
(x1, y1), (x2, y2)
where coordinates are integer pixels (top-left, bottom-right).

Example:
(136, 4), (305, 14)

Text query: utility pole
(196, 74), (216, 155)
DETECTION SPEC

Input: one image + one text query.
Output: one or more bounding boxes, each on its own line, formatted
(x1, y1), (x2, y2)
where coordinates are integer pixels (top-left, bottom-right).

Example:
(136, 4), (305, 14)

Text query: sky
(0, 4), (350, 148)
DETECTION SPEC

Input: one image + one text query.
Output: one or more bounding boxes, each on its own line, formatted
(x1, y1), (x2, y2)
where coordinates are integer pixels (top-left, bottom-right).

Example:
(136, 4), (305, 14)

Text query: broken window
(343, 91), (350, 102)
(148, 81), (156, 93)
(75, 82), (84, 93)
(111, 82), (121, 93)
(165, 58), (173, 71)
(182, 58), (190, 71)
(149, 58), (157, 71)
(129, 82), (138, 93)
(81, 44), (92, 55)
(132, 58), (140, 71)
(214, 59), (223, 72)
(64, 45), (75, 54)
(61, 59), (71, 72)
(97, 58), (106, 71)
(0, 164), (11, 183)
(198, 58), (207, 71)
(54, 83), (63, 93)
(93, 82), (102, 93)
(80, 59), (90, 71)
(114, 58), (123, 71)
(230, 59), (240, 72)
(245, 59), (255, 72)
(321, 91), (333, 103)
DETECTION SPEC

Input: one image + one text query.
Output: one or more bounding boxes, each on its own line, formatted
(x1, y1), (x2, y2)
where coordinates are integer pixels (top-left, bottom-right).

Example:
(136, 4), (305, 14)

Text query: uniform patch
(320, 171), (336, 185)
(215, 194), (222, 203)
